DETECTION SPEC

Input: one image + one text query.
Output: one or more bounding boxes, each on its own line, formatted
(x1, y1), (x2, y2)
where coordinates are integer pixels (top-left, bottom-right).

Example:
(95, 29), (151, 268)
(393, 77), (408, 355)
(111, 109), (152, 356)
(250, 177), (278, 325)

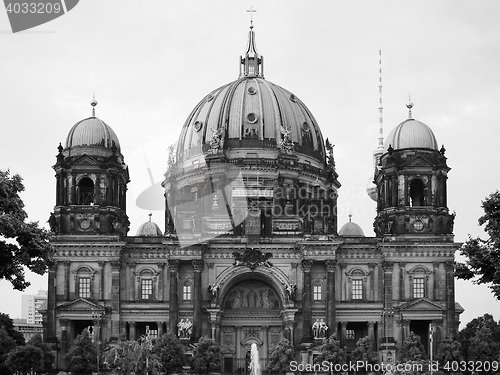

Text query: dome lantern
(240, 23), (263, 78)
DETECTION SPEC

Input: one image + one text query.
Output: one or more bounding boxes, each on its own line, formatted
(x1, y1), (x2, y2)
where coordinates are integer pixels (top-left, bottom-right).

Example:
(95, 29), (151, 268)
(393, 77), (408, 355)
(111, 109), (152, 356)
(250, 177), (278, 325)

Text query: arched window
(408, 266), (431, 299)
(74, 266), (95, 299)
(347, 268), (369, 300)
(78, 177), (95, 205)
(410, 178), (425, 207)
(139, 269), (155, 301)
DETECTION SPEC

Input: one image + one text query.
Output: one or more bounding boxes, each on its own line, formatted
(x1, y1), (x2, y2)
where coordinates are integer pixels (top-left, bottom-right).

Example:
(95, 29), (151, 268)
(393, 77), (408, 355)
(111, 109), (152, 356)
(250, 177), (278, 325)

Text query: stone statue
(312, 319), (320, 338)
(319, 319), (328, 338)
(284, 283), (297, 302)
(209, 127), (224, 152)
(177, 319), (193, 339)
(279, 125), (294, 153)
(208, 284), (219, 302)
(48, 212), (57, 233)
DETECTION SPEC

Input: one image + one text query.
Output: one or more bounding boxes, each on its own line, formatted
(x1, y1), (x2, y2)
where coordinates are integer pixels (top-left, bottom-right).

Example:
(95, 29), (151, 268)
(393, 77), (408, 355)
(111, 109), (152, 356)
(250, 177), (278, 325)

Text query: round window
(194, 121), (203, 132)
(247, 113), (258, 124)
(248, 87), (257, 95)
(413, 220), (424, 231)
(290, 94), (297, 102)
(206, 93), (214, 102)
(302, 122), (310, 131)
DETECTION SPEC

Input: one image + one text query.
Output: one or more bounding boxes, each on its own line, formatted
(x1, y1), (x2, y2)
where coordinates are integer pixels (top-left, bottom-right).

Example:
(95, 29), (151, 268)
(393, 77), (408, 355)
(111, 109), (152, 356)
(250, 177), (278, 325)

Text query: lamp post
(91, 308), (103, 375)
(381, 308), (394, 364)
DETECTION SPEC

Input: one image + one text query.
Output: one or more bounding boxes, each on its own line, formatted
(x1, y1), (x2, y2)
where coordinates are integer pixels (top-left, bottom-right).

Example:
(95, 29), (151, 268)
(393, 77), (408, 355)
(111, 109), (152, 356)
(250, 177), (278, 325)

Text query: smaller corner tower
(373, 102), (454, 239)
(50, 98), (130, 236)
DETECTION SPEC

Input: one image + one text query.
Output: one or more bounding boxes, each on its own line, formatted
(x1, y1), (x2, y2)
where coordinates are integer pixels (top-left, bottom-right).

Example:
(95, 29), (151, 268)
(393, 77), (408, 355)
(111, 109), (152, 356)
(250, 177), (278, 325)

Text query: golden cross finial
(247, 6), (257, 28)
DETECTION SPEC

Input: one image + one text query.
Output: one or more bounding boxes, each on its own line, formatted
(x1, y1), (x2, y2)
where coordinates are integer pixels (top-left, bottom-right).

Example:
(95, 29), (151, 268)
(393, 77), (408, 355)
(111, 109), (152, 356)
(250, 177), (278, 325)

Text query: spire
(148, 212), (152, 222)
(407, 93), (414, 119)
(240, 10), (264, 78)
(90, 94), (98, 117)
(377, 50), (384, 150)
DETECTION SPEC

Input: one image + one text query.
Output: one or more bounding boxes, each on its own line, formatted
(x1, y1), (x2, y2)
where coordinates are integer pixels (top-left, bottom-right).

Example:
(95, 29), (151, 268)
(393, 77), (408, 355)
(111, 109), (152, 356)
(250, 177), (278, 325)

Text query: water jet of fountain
(249, 343), (261, 375)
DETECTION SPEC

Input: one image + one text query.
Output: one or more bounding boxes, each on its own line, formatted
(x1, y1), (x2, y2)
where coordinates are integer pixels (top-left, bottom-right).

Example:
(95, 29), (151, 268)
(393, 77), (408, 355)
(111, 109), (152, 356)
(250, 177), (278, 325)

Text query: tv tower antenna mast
(377, 50), (384, 152)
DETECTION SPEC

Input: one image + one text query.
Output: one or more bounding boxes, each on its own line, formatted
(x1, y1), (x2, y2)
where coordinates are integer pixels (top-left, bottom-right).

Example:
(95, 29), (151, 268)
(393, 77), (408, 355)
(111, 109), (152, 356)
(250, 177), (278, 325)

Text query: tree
(6, 344), (44, 374)
(28, 333), (55, 373)
(191, 336), (222, 374)
(0, 170), (54, 291)
(400, 332), (426, 362)
(436, 337), (463, 364)
(456, 191), (500, 299)
(154, 333), (186, 374)
(351, 336), (377, 373)
(0, 313), (25, 345)
(268, 338), (295, 373)
(458, 313), (500, 362)
(0, 328), (17, 375)
(313, 334), (344, 373)
(65, 331), (97, 375)
(103, 335), (161, 375)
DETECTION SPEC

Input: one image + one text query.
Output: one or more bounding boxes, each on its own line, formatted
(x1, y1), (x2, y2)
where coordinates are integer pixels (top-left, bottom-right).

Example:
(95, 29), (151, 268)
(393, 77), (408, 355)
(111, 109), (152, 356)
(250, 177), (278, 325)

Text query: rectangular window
(346, 329), (355, 340)
(413, 277), (425, 298)
(141, 279), (153, 300)
(183, 285), (192, 301)
(313, 285), (322, 301)
(352, 279), (363, 300)
(78, 277), (91, 298)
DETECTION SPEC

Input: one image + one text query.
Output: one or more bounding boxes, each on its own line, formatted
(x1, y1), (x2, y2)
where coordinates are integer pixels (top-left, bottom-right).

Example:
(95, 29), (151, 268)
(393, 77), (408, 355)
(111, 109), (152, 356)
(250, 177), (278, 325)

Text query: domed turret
(136, 214), (163, 236)
(384, 103), (438, 151)
(164, 26), (340, 240)
(339, 215), (365, 237)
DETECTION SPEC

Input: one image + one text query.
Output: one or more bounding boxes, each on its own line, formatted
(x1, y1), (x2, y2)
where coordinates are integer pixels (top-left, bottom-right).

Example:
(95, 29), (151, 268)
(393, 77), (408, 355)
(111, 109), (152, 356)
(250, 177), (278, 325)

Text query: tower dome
(64, 98), (122, 158)
(175, 26), (326, 168)
(136, 214), (163, 236)
(338, 215), (365, 237)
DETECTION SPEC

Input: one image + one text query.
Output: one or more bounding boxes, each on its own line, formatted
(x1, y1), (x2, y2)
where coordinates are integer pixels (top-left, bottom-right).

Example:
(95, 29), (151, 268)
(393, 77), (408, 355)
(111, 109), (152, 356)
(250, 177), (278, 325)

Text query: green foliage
(0, 328), (17, 375)
(456, 191), (500, 299)
(313, 334), (344, 367)
(268, 338), (295, 373)
(0, 170), (54, 291)
(103, 335), (161, 375)
(351, 336), (377, 367)
(399, 332), (427, 362)
(436, 337), (463, 365)
(191, 336), (222, 374)
(458, 313), (500, 363)
(28, 333), (55, 373)
(0, 313), (25, 345)
(65, 331), (97, 375)
(154, 333), (186, 374)
(6, 344), (44, 374)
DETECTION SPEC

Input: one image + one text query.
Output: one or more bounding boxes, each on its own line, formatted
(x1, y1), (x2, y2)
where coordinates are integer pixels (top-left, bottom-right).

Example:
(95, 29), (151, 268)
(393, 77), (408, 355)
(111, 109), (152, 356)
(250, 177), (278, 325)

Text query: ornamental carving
(233, 249), (273, 270)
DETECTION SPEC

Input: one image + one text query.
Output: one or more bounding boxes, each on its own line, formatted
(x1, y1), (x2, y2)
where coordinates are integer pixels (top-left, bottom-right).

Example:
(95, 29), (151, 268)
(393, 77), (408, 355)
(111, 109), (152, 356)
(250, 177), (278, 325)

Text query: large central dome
(175, 26), (326, 167)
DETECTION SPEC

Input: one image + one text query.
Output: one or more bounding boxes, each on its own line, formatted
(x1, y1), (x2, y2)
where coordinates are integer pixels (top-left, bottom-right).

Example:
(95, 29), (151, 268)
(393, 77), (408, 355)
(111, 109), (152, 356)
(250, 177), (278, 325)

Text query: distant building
(22, 290), (47, 325)
(42, 24), (463, 373)
(13, 318), (43, 342)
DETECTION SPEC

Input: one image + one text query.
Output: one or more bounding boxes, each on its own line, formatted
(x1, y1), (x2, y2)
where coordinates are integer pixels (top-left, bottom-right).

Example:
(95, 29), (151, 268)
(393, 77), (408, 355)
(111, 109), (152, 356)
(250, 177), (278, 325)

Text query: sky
(1, 0), (500, 328)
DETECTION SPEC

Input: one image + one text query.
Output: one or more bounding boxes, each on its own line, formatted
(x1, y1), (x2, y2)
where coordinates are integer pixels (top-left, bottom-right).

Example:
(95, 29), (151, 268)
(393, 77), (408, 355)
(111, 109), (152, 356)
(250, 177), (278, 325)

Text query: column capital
(168, 260), (180, 271)
(157, 262), (166, 270)
(382, 261), (394, 271)
(192, 259), (204, 272)
(63, 261), (70, 267)
(128, 262), (136, 270)
(301, 260), (313, 272)
(325, 259), (337, 272)
(399, 262), (406, 268)
(111, 261), (121, 270)
(444, 261), (454, 272)
(98, 261), (105, 268)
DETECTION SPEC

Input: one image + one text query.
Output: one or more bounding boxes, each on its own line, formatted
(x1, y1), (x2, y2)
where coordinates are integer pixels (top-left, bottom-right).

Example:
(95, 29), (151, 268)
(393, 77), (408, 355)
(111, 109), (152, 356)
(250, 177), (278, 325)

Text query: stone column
(445, 261), (456, 338)
(157, 322), (164, 336)
(368, 321), (375, 350)
(340, 263), (347, 301)
(169, 260), (180, 335)
(128, 263), (135, 301)
(399, 262), (405, 301)
(98, 261), (105, 300)
(129, 321), (136, 341)
(46, 262), (57, 341)
(110, 262), (121, 341)
(340, 321), (347, 348)
(301, 260), (313, 342)
(368, 263), (375, 301)
(192, 259), (204, 341)
(382, 261), (394, 342)
(157, 263), (165, 301)
(433, 262), (439, 301)
(325, 260), (336, 336)
(63, 261), (70, 301)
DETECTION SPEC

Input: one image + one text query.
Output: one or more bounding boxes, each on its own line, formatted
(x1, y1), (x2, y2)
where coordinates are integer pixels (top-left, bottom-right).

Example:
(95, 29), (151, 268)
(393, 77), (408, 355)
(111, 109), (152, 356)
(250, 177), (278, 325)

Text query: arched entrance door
(220, 278), (284, 375)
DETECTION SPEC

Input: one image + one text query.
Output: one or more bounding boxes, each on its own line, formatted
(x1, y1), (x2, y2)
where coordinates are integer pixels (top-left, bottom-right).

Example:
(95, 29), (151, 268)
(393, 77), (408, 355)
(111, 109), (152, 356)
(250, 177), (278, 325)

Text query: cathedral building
(42, 24), (462, 372)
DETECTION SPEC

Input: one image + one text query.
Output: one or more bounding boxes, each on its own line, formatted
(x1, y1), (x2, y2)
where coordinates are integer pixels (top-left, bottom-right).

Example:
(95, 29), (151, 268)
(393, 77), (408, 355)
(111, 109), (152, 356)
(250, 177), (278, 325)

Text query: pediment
(72, 154), (99, 166)
(57, 298), (104, 312)
(400, 298), (444, 312)
(402, 155), (432, 168)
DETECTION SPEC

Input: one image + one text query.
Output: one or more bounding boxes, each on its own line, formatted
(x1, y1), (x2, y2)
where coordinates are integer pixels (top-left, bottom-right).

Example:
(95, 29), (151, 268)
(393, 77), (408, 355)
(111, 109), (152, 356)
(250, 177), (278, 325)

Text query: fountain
(249, 343), (261, 375)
